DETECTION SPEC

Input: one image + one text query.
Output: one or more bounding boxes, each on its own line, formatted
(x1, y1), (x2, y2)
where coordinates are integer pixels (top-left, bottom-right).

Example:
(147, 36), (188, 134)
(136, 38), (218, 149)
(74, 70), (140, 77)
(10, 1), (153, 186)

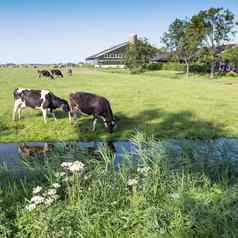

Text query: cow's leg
(99, 116), (108, 128)
(52, 112), (57, 121)
(12, 99), (22, 121)
(18, 107), (22, 120)
(41, 108), (48, 124)
(49, 109), (57, 121)
(68, 112), (72, 122)
(92, 118), (97, 131)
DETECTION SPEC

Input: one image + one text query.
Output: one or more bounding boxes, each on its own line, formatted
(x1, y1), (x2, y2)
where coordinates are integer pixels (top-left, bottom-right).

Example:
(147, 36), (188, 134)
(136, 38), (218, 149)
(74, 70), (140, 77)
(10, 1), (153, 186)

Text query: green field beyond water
(0, 67), (238, 142)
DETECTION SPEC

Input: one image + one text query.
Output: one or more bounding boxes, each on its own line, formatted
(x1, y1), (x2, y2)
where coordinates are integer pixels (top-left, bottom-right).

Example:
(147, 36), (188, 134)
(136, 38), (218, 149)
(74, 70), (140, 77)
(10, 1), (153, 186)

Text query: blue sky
(0, 0), (238, 64)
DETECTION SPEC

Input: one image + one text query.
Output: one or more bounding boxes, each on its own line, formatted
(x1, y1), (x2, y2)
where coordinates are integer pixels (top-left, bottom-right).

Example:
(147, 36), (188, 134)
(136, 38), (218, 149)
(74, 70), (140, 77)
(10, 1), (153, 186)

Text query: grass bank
(0, 67), (238, 142)
(1, 133), (238, 237)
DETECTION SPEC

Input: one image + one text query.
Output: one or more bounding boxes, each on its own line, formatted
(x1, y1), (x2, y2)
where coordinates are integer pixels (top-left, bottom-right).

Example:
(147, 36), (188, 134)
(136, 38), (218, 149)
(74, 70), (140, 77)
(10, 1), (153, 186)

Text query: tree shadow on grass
(115, 109), (226, 139)
(72, 108), (227, 141)
(0, 114), (18, 138)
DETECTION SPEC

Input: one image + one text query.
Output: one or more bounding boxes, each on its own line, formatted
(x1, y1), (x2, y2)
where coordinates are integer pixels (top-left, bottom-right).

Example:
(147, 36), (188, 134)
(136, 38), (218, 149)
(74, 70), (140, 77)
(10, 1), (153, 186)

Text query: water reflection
(1, 138), (238, 172)
(18, 143), (55, 158)
(0, 141), (135, 170)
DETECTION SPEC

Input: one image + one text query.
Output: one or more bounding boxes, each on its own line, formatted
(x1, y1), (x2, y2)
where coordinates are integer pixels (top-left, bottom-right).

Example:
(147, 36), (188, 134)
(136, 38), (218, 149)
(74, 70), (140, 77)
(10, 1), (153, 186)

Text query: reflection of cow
(13, 88), (70, 123)
(69, 92), (116, 133)
(51, 69), (64, 78)
(37, 70), (54, 79)
(18, 143), (54, 158)
(64, 141), (116, 161)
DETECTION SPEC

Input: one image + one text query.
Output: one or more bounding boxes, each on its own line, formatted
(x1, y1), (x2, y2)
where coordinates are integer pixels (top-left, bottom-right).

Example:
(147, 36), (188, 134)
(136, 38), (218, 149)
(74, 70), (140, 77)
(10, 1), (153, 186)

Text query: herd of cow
(37, 68), (72, 79)
(12, 71), (116, 133)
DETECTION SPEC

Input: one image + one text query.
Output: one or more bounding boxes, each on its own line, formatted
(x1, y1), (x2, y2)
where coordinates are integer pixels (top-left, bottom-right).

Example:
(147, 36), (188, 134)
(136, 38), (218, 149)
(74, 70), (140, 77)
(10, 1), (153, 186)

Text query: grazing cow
(69, 92), (116, 133)
(13, 88), (70, 123)
(68, 68), (73, 76)
(37, 70), (54, 79)
(51, 69), (64, 78)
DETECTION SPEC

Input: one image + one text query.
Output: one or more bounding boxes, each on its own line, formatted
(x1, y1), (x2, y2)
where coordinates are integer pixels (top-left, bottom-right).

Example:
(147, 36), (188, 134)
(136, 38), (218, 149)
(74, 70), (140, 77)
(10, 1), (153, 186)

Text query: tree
(191, 8), (237, 78)
(220, 46), (238, 67)
(124, 38), (158, 73)
(161, 18), (203, 77)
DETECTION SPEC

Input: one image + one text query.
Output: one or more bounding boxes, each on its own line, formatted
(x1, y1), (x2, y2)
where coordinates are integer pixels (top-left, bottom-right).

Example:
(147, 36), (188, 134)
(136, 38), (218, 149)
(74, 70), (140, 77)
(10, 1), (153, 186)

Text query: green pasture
(0, 67), (238, 142)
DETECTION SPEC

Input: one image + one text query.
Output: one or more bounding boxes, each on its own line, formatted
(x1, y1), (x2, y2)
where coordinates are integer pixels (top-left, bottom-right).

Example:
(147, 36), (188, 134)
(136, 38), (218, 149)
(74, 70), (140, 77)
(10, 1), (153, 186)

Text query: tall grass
(1, 133), (238, 237)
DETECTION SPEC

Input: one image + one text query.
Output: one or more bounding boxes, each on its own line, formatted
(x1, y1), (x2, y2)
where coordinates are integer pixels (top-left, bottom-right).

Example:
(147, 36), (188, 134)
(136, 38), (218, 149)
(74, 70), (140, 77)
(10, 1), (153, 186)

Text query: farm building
(85, 34), (138, 68)
(86, 34), (172, 68)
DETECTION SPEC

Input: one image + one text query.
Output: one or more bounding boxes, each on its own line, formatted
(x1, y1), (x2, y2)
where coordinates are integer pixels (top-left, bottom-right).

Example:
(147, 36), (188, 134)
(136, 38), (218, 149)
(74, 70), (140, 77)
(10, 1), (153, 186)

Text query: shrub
(146, 63), (163, 71)
(226, 71), (238, 77)
(146, 62), (186, 71)
(160, 62), (186, 71)
(190, 63), (210, 73)
(146, 62), (210, 73)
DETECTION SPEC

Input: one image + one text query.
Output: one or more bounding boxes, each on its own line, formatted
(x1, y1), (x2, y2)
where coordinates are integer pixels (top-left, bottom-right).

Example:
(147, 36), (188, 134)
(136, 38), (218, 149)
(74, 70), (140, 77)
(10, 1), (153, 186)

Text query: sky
(0, 0), (238, 64)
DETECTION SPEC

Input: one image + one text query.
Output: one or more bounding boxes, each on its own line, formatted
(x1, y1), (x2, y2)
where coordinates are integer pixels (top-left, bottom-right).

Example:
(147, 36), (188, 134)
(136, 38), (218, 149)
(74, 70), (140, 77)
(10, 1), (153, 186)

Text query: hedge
(146, 63), (210, 73)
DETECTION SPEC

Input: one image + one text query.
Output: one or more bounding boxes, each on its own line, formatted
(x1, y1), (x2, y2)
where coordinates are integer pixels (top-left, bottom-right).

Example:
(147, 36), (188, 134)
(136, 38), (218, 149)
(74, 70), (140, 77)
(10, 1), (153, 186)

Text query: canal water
(0, 141), (137, 170)
(1, 138), (238, 171)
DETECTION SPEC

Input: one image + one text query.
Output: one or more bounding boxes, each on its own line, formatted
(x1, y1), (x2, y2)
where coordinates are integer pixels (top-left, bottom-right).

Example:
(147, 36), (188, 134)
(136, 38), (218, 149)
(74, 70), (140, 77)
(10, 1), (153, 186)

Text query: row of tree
(124, 7), (238, 78)
(162, 7), (237, 78)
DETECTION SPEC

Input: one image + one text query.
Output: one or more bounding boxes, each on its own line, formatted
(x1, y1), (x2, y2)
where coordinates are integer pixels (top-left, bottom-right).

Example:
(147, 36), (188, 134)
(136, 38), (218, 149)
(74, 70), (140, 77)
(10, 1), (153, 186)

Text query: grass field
(0, 67), (238, 142)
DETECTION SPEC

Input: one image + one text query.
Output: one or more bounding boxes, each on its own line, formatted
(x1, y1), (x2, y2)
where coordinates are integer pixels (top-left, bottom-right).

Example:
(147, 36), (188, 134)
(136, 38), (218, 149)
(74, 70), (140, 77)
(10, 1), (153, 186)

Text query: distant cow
(68, 68), (73, 76)
(69, 92), (116, 133)
(13, 88), (70, 123)
(51, 69), (64, 78)
(37, 70), (54, 79)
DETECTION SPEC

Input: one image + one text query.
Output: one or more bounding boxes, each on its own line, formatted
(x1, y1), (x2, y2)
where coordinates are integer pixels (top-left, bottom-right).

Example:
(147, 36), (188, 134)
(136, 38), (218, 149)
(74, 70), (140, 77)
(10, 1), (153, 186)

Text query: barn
(85, 34), (138, 68)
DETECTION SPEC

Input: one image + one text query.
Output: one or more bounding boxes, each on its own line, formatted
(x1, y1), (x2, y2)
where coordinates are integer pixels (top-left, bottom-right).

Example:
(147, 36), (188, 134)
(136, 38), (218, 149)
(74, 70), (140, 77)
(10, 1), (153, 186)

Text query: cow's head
(105, 120), (116, 134)
(61, 100), (70, 113)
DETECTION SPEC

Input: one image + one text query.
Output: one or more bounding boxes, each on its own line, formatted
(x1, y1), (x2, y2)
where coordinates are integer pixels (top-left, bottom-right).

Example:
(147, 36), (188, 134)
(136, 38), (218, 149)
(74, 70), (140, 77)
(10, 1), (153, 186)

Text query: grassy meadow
(0, 67), (238, 142)
(1, 68), (238, 237)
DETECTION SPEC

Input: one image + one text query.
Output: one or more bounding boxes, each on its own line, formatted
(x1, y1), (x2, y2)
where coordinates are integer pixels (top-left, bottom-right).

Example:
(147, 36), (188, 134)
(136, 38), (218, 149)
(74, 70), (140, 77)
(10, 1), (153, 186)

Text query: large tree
(124, 38), (157, 73)
(161, 18), (203, 77)
(192, 8), (237, 78)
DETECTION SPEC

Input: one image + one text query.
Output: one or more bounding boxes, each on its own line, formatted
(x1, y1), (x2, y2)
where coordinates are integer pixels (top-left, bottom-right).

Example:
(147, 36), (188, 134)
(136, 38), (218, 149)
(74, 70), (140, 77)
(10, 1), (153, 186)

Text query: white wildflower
(60, 162), (73, 170)
(26, 203), (36, 211)
(47, 189), (57, 196)
(137, 166), (150, 175)
(30, 195), (44, 205)
(170, 192), (179, 200)
(127, 178), (138, 186)
(52, 183), (61, 189)
(51, 194), (60, 201)
(69, 161), (85, 172)
(44, 194), (60, 206)
(61, 161), (85, 173)
(44, 197), (55, 206)
(55, 172), (66, 177)
(32, 186), (42, 194)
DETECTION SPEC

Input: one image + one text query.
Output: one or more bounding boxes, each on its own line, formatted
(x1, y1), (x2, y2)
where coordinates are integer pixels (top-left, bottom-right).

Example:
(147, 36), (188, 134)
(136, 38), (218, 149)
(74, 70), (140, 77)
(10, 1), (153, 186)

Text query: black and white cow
(51, 69), (64, 78)
(69, 92), (116, 133)
(13, 88), (70, 123)
(37, 70), (54, 79)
